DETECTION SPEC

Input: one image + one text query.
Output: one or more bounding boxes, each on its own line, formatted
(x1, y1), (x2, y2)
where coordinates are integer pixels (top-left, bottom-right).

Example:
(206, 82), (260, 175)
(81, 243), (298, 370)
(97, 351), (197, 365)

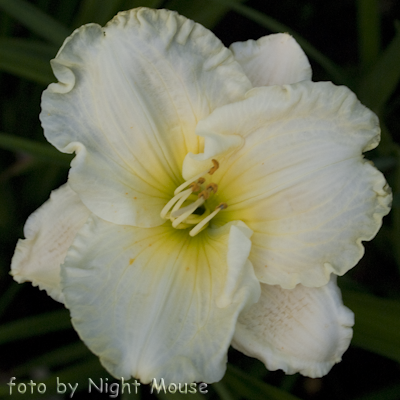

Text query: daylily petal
(181, 128), (244, 180)
(61, 216), (260, 383)
(195, 81), (392, 288)
(40, 8), (252, 228)
(232, 277), (354, 377)
(182, 34), (312, 179)
(230, 33), (312, 86)
(11, 184), (90, 303)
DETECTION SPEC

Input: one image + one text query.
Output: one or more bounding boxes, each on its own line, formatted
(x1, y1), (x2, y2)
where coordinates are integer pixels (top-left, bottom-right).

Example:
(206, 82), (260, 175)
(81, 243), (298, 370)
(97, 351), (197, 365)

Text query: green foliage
(0, 38), (56, 84)
(0, 0), (70, 45)
(0, 309), (71, 345)
(356, 0), (381, 69)
(222, 365), (301, 400)
(358, 25), (400, 114)
(342, 289), (400, 364)
(0, 132), (72, 166)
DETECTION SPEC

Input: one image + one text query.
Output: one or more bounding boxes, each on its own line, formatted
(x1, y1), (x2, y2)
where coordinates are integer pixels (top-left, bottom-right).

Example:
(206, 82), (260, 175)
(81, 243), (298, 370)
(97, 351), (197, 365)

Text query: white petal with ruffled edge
(232, 277), (354, 377)
(11, 184), (90, 302)
(40, 8), (251, 228)
(230, 33), (312, 87)
(189, 81), (391, 288)
(61, 216), (260, 383)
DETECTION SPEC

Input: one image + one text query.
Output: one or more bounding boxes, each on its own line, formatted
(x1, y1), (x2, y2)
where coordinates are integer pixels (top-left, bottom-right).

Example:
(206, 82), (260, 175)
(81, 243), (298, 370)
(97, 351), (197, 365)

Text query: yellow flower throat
(161, 159), (227, 237)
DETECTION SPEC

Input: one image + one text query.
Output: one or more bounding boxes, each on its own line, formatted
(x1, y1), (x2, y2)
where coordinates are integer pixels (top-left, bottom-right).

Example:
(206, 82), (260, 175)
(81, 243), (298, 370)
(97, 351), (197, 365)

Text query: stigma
(160, 159), (228, 236)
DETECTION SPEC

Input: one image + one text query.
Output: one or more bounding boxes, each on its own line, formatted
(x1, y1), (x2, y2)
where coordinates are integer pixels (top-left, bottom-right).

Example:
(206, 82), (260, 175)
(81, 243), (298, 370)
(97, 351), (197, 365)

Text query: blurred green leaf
(52, 0), (80, 27)
(0, 283), (21, 320)
(123, 0), (166, 10)
(213, 382), (237, 400)
(0, 132), (72, 167)
(211, 0), (351, 86)
(0, 0), (70, 46)
(358, 24), (400, 113)
(222, 365), (301, 400)
(0, 158), (43, 182)
(166, 0), (244, 29)
(0, 38), (55, 85)
(0, 6), (13, 36)
(353, 383), (400, 400)
(0, 309), (71, 345)
(73, 0), (127, 28)
(0, 38), (58, 59)
(356, 0), (380, 68)
(279, 375), (299, 393)
(393, 192), (400, 208)
(342, 289), (400, 363)
(13, 341), (89, 376)
(371, 156), (397, 172)
(0, 182), (16, 226)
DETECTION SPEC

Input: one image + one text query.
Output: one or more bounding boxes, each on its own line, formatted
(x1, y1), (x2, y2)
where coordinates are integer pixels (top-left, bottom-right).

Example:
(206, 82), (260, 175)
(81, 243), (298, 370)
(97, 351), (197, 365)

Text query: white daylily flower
(11, 8), (391, 384)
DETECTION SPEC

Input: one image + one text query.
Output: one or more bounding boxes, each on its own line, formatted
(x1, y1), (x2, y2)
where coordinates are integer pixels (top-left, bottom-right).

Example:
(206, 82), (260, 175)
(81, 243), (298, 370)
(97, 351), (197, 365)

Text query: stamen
(172, 197), (205, 228)
(171, 196), (204, 218)
(174, 171), (208, 195)
(171, 189), (193, 214)
(189, 203), (227, 237)
(163, 159), (224, 233)
(208, 159), (219, 175)
(174, 160), (219, 196)
(160, 188), (191, 219)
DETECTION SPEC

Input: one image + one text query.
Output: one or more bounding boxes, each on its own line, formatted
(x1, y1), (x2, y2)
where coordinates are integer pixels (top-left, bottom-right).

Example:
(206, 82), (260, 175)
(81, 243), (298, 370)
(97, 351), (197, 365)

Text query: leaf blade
(0, 309), (71, 345)
(342, 289), (400, 363)
(0, 38), (56, 85)
(0, 132), (72, 167)
(222, 364), (301, 400)
(358, 25), (400, 113)
(0, 0), (70, 46)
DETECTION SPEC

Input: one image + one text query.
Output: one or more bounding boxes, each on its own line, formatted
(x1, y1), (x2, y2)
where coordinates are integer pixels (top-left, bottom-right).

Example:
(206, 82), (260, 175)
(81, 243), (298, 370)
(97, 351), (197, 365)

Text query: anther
(174, 160), (218, 195)
(189, 182), (201, 192)
(206, 183), (218, 194)
(174, 172), (207, 195)
(198, 190), (210, 200)
(216, 202), (228, 210)
(208, 159), (219, 175)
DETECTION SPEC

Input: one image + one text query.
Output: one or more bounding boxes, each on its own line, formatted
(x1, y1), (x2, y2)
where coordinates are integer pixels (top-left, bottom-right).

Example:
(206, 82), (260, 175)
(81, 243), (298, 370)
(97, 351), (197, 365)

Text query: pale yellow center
(160, 160), (227, 236)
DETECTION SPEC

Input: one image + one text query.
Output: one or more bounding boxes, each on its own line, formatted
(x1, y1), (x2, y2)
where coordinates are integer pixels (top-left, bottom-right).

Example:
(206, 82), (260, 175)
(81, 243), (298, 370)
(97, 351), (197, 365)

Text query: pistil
(161, 159), (227, 236)
(172, 197), (205, 228)
(189, 203), (227, 237)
